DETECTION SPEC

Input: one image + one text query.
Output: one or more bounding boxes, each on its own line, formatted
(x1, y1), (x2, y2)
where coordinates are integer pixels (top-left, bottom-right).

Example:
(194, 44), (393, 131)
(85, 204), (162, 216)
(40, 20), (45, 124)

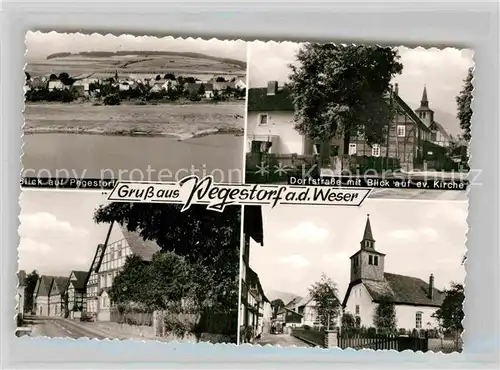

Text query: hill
(46, 50), (246, 70)
(265, 289), (301, 305)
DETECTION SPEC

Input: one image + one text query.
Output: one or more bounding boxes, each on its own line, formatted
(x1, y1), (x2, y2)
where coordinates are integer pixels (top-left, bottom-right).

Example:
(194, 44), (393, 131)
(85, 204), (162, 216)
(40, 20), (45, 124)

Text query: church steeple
(420, 85), (429, 108)
(361, 214), (375, 249)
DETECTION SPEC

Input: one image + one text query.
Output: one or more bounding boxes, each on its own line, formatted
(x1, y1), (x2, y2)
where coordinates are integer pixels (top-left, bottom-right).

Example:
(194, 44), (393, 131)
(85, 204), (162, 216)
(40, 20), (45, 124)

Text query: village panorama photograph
(245, 41), (473, 200)
(16, 190), (241, 343)
(239, 202), (466, 352)
(23, 32), (247, 183)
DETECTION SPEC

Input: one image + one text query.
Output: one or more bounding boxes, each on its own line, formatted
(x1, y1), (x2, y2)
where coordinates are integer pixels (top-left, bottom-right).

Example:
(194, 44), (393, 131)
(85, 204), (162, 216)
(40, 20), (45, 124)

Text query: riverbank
(24, 102), (245, 139)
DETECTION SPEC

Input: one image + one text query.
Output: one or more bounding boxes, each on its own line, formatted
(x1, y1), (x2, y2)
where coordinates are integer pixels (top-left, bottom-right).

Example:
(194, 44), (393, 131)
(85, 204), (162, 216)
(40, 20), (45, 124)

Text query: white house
(66, 270), (88, 319)
(48, 277), (69, 317)
(88, 222), (161, 321)
(233, 78), (246, 90)
(47, 80), (66, 91)
(342, 215), (444, 331)
(150, 82), (164, 93)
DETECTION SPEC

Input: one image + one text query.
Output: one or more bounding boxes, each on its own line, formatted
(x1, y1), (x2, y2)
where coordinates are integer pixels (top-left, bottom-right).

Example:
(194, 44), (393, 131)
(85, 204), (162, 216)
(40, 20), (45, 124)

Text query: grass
(24, 102), (245, 138)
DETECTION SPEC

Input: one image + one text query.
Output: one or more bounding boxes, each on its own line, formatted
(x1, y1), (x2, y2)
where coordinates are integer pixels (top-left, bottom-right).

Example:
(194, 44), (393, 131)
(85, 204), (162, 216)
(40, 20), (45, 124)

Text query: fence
(291, 327), (325, 347)
(110, 309), (153, 326)
(338, 333), (428, 352)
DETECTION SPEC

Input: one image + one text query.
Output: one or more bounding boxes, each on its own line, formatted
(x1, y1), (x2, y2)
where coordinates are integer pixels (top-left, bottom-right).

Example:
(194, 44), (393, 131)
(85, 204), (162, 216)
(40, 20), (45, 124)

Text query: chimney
(428, 274), (434, 300)
(267, 81), (278, 96)
(394, 83), (399, 95)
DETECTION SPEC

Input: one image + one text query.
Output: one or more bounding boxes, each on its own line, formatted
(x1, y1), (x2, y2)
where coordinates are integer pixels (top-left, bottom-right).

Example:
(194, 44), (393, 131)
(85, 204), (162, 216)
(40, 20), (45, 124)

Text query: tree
(25, 71), (31, 81)
(288, 44), (403, 165)
(198, 83), (206, 96)
(215, 76), (227, 82)
(164, 73), (176, 80)
(155, 74), (162, 81)
(24, 270), (39, 313)
(271, 299), (285, 317)
(432, 283), (464, 333)
(93, 203), (241, 294)
(456, 68), (473, 142)
(308, 273), (341, 328)
(373, 295), (397, 332)
(49, 74), (58, 81)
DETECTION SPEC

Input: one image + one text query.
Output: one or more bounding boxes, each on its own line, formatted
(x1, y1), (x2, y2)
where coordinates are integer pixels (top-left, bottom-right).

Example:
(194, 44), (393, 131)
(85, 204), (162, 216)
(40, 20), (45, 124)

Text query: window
(369, 255), (373, 265)
(348, 143), (357, 155)
(374, 256), (379, 266)
(372, 144), (381, 157)
(355, 305), (360, 315)
(416, 311), (423, 329)
(258, 114), (268, 125)
(397, 125), (406, 137)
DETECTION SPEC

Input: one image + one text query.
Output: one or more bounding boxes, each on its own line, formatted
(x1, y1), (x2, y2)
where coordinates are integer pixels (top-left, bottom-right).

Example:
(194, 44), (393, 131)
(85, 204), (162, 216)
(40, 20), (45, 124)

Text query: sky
(249, 199), (467, 302)
(248, 41), (474, 117)
(18, 191), (123, 277)
(25, 31), (247, 62)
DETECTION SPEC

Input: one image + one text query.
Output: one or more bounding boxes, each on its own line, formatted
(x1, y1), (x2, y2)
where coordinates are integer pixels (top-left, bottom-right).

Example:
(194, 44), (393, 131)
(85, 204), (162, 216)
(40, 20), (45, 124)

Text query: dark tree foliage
(456, 68), (473, 142)
(271, 299), (285, 317)
(288, 44), (403, 154)
(164, 73), (176, 80)
(93, 203), (241, 283)
(215, 77), (227, 82)
(49, 74), (58, 81)
(308, 273), (341, 328)
(155, 75), (162, 81)
(373, 295), (397, 332)
(432, 283), (464, 332)
(25, 72), (31, 81)
(24, 270), (39, 313)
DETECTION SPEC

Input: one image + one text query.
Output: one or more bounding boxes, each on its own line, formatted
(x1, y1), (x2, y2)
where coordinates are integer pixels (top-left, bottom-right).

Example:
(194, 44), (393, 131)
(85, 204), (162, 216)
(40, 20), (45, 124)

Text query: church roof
(362, 214), (374, 241)
(421, 85), (428, 103)
(342, 273), (445, 308)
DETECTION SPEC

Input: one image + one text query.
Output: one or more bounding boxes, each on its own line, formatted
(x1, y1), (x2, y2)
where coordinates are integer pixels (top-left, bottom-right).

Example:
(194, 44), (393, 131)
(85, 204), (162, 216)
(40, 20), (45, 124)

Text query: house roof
(36, 276), (54, 297)
(120, 225), (161, 261)
(343, 272), (445, 308)
(247, 87), (295, 112)
(68, 270), (88, 291)
(393, 93), (431, 133)
(247, 267), (270, 303)
(17, 270), (27, 286)
(244, 206), (264, 246)
(295, 294), (314, 308)
(51, 276), (69, 295)
(430, 121), (452, 141)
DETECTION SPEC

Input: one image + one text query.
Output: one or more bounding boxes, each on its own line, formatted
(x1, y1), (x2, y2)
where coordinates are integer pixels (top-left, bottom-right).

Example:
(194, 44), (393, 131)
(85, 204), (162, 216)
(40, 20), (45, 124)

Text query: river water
(22, 133), (244, 183)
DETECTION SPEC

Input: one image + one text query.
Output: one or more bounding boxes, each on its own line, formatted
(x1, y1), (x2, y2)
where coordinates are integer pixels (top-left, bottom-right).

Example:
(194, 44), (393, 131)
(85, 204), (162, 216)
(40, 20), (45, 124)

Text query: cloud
(388, 227), (439, 242)
(19, 212), (89, 239)
(282, 222), (330, 243)
(279, 255), (311, 268)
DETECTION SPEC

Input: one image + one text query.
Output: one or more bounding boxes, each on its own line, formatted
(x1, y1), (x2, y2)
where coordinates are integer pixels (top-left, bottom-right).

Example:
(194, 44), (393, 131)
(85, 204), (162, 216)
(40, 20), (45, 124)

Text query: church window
(415, 311), (423, 329)
(374, 256), (379, 266)
(369, 255), (373, 265)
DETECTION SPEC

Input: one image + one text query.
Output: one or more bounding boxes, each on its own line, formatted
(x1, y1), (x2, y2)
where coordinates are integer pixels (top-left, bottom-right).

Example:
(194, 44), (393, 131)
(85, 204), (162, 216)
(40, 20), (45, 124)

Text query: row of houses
(241, 207), (445, 340)
(26, 72), (246, 99)
(247, 82), (455, 172)
(31, 222), (161, 321)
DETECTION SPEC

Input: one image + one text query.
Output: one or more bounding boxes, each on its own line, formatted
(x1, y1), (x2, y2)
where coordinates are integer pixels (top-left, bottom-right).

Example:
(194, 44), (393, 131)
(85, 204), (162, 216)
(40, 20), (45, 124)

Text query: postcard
(17, 34), (470, 355)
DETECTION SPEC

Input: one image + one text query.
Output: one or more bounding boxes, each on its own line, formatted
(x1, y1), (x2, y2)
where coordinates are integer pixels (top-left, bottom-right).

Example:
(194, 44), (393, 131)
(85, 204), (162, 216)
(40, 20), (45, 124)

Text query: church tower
(415, 85), (434, 127)
(349, 214), (386, 282)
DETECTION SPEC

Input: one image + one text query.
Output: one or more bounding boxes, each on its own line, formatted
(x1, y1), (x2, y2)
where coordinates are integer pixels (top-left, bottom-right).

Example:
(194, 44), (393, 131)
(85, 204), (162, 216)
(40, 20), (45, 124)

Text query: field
(26, 52), (246, 80)
(24, 102), (245, 138)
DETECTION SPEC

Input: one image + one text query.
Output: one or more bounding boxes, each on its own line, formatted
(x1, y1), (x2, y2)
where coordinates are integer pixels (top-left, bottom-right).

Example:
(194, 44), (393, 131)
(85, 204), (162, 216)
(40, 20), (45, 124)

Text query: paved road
(256, 333), (313, 348)
(369, 188), (467, 201)
(28, 316), (106, 339)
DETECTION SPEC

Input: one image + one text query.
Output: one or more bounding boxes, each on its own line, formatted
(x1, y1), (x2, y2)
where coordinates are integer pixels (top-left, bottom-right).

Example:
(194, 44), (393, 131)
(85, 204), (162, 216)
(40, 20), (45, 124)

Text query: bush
(303, 324), (311, 330)
(367, 327), (377, 336)
(103, 94), (121, 106)
(398, 328), (407, 336)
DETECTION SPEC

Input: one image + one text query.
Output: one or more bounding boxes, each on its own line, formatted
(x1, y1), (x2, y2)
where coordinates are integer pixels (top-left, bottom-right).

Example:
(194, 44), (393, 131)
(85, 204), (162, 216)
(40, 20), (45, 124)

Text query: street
(26, 316), (106, 339)
(369, 188), (467, 201)
(255, 333), (313, 348)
